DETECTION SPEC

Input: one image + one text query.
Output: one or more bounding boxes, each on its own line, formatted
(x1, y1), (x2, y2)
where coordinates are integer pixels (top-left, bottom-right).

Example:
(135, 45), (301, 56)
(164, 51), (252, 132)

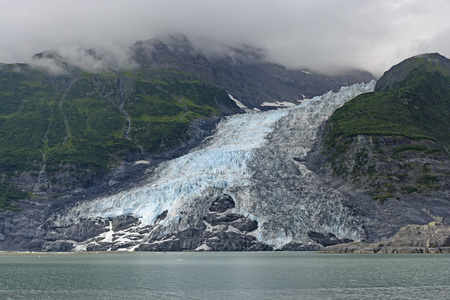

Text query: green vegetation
(392, 145), (439, 154)
(126, 78), (234, 151)
(0, 182), (29, 211)
(324, 53), (450, 202)
(0, 63), (239, 210)
(326, 56), (450, 152)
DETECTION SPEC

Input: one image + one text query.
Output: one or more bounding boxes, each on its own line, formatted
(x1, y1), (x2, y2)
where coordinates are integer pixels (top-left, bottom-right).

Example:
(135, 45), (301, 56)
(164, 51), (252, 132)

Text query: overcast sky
(1, 0), (449, 77)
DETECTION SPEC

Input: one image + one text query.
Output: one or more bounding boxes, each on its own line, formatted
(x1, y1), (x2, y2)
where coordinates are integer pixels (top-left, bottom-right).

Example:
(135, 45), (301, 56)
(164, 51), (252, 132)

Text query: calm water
(0, 252), (449, 299)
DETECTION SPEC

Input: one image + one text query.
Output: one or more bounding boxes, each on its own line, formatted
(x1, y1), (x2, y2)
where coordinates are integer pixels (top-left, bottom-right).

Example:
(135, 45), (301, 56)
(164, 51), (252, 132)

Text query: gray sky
(1, 0), (449, 77)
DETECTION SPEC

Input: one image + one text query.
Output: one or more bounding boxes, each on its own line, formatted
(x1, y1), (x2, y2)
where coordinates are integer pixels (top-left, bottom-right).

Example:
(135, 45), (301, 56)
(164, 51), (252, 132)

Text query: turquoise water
(0, 252), (449, 299)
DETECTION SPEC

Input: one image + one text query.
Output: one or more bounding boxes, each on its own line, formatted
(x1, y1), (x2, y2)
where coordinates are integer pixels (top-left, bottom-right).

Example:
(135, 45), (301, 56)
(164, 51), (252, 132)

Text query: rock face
(138, 195), (271, 252)
(132, 34), (375, 109)
(320, 222), (450, 253)
(321, 54), (450, 201)
(303, 53), (450, 243)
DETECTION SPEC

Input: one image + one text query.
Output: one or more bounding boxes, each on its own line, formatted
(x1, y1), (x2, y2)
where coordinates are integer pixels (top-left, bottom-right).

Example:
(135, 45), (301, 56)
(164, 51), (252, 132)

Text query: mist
(1, 0), (450, 77)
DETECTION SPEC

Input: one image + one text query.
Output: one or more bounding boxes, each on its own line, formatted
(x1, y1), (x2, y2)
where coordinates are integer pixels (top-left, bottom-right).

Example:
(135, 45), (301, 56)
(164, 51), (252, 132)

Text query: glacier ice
(60, 80), (376, 249)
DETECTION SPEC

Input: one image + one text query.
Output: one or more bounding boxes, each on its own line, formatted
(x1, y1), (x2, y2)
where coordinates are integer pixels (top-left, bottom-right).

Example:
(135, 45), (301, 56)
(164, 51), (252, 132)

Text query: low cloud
(58, 43), (137, 72)
(30, 42), (137, 74)
(1, 0), (450, 77)
(29, 57), (67, 75)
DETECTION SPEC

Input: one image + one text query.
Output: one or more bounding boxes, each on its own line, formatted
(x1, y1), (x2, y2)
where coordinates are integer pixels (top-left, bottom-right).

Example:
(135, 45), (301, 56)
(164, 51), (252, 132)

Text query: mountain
(131, 35), (375, 108)
(322, 53), (450, 198)
(0, 59), (240, 212)
(3, 52), (448, 252)
(0, 35), (374, 213)
(307, 52), (450, 240)
(0, 81), (375, 251)
(11, 37), (450, 253)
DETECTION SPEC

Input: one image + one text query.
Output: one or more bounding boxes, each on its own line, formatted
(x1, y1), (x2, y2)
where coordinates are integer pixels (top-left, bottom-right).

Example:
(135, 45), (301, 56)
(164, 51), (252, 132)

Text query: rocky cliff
(307, 53), (450, 241)
(320, 222), (450, 253)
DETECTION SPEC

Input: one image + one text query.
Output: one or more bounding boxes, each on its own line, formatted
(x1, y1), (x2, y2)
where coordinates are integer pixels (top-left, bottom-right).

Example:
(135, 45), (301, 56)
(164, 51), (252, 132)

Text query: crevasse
(64, 80), (376, 238)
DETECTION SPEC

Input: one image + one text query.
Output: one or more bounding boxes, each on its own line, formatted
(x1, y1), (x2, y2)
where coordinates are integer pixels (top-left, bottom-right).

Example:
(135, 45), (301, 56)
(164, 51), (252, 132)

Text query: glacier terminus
(42, 81), (376, 251)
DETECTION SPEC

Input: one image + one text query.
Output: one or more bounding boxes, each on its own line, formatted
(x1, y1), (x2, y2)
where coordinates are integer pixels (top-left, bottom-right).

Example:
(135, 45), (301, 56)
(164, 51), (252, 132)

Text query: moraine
(45, 80), (376, 252)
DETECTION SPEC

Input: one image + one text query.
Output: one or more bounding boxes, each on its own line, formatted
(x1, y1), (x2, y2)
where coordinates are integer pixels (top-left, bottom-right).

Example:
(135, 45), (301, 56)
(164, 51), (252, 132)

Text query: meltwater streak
(60, 80), (376, 248)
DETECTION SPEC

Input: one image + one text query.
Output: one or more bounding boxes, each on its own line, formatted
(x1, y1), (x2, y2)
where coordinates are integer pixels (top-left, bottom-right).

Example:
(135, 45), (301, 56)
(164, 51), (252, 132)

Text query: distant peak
(412, 52), (445, 59)
(375, 52), (450, 92)
(137, 34), (193, 50)
(32, 50), (62, 61)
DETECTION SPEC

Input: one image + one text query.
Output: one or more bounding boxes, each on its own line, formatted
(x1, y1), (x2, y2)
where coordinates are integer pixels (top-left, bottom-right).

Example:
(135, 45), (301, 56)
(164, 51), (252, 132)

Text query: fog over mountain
(1, 0), (450, 77)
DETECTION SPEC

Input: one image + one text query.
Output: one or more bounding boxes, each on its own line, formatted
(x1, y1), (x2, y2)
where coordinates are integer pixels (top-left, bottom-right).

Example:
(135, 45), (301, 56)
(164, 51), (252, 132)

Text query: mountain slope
(322, 53), (450, 201)
(0, 81), (375, 251)
(296, 53), (450, 244)
(0, 61), (240, 210)
(27, 81), (375, 252)
(0, 35), (374, 212)
(132, 35), (375, 108)
(0, 35), (378, 251)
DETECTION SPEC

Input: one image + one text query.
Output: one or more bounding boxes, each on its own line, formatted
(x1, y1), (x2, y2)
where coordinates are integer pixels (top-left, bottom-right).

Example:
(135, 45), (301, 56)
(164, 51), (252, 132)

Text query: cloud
(29, 57), (67, 75)
(1, 0), (450, 77)
(57, 42), (137, 72)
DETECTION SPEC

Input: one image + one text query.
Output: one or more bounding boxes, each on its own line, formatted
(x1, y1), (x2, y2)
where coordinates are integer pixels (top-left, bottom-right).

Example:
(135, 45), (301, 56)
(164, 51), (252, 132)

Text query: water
(0, 252), (449, 299)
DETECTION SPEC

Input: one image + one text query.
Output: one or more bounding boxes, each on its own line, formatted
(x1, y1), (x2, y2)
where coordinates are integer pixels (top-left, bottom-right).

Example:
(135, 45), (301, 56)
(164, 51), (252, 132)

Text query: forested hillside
(0, 62), (239, 209)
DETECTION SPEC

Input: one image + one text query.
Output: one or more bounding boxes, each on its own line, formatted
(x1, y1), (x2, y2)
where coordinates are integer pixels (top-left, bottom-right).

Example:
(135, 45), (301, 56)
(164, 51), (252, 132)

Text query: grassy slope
(324, 54), (450, 200)
(326, 59), (450, 152)
(0, 64), (238, 209)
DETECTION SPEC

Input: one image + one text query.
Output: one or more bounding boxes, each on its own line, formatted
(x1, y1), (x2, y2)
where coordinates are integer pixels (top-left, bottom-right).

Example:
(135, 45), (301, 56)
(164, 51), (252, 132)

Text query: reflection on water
(0, 252), (449, 299)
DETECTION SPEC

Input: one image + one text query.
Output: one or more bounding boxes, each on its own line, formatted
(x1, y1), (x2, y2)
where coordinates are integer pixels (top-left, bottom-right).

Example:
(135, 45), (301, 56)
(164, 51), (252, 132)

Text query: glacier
(50, 80), (376, 251)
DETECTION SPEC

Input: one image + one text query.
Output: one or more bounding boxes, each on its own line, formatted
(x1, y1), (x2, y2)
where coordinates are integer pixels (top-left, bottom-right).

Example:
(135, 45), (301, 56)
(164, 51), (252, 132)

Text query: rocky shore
(319, 222), (450, 253)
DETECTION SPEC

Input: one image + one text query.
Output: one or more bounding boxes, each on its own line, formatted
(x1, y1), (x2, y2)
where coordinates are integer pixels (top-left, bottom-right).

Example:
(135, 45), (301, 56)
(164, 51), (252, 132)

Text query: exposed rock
(281, 243), (321, 251)
(320, 222), (450, 253)
(86, 242), (111, 252)
(111, 215), (140, 231)
(308, 53), (450, 243)
(31, 192), (274, 252)
(132, 34), (375, 109)
(307, 231), (353, 247)
(209, 194), (235, 212)
(135, 194), (272, 251)
(42, 241), (74, 252)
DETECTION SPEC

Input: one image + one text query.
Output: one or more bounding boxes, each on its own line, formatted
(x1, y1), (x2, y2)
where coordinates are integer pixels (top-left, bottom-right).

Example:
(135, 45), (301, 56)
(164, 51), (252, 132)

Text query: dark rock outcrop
(137, 195), (272, 251)
(35, 194), (273, 252)
(307, 231), (353, 247)
(320, 222), (450, 253)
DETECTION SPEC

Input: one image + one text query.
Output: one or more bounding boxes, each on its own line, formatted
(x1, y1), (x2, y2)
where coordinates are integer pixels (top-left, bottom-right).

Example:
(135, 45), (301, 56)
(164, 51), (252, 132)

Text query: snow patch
(195, 243), (212, 251)
(261, 101), (296, 108)
(134, 160), (150, 165)
(228, 94), (248, 110)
